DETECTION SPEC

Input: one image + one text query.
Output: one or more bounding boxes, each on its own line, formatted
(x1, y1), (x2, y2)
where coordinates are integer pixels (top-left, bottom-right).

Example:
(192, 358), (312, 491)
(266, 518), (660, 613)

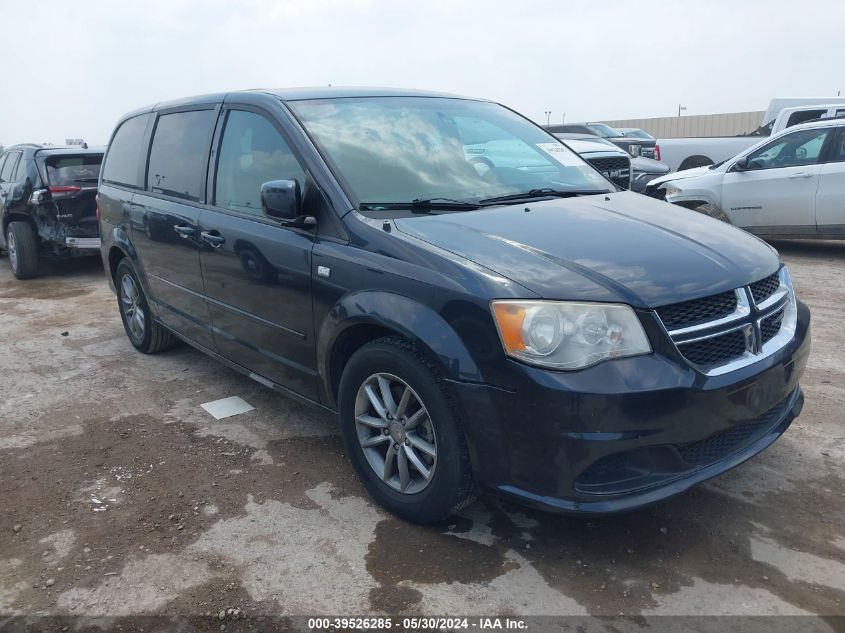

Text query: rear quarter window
(46, 155), (102, 186)
(102, 114), (151, 188)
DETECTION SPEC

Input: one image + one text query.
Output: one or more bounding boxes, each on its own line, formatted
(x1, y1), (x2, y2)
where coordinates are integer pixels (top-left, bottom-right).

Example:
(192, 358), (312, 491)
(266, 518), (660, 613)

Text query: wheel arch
(108, 245), (128, 285)
(318, 291), (484, 409)
(3, 212), (38, 239)
(105, 227), (158, 315)
(673, 199), (733, 223)
(673, 198), (713, 211)
(678, 155), (714, 171)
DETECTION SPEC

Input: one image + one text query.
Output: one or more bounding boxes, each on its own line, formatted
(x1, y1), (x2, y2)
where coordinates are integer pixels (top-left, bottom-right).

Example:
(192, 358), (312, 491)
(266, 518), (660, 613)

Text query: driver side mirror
(260, 179), (316, 228)
(732, 157), (749, 172)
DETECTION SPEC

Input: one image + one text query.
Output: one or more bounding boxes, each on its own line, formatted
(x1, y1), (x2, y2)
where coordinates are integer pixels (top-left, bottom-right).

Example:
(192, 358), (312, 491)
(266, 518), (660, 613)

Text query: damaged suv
(99, 89), (810, 523)
(0, 144), (103, 279)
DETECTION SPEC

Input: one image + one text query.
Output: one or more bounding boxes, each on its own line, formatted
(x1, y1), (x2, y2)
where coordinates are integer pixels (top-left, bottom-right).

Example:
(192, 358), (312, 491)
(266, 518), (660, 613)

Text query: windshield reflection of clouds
(293, 98), (607, 204)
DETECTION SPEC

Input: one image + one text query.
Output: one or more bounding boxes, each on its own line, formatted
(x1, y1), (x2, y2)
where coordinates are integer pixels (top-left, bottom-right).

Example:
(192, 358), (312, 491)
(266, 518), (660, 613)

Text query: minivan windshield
(289, 97), (612, 208)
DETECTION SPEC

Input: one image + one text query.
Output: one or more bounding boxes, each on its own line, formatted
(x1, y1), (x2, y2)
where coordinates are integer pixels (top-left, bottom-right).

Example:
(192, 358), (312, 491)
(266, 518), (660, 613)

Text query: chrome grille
(760, 308), (785, 344)
(750, 272), (780, 305)
(655, 291), (737, 329)
(586, 156), (631, 190)
(656, 268), (795, 376)
(678, 328), (748, 366)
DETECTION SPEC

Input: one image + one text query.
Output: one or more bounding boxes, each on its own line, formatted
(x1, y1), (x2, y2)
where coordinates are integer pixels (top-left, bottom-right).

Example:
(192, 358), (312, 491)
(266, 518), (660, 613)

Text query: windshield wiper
(359, 198), (481, 213)
(479, 188), (609, 205)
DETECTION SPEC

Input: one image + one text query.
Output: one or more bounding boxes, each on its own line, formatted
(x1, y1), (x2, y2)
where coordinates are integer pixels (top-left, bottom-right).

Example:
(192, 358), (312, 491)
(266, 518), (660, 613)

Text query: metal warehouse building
(601, 111), (765, 138)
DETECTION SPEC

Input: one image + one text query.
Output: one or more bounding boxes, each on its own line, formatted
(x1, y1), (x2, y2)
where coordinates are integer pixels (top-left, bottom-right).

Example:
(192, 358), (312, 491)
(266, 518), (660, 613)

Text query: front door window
(746, 128), (830, 170)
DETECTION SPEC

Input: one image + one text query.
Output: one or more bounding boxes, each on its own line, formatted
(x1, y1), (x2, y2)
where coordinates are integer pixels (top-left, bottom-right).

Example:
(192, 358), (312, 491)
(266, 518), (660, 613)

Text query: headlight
(662, 183), (683, 198)
(775, 266), (797, 339)
(491, 300), (652, 370)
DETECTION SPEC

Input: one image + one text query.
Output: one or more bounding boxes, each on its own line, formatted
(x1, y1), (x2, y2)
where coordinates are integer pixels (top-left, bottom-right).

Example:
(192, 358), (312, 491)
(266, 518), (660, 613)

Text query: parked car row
(547, 98), (845, 174)
(82, 87), (808, 523)
(540, 99), (845, 238)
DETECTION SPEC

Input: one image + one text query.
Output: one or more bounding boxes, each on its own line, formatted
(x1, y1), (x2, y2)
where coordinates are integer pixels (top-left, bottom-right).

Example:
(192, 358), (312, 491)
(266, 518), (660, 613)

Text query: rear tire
(115, 259), (178, 354)
(6, 221), (39, 279)
(338, 336), (475, 523)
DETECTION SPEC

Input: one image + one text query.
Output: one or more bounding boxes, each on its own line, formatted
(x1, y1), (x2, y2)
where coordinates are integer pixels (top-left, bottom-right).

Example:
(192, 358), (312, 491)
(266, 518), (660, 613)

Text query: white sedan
(647, 118), (845, 240)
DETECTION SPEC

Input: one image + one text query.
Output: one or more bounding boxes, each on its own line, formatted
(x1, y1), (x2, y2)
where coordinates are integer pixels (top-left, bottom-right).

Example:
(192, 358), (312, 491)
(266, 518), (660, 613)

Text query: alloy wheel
(354, 372), (437, 494)
(120, 273), (145, 341)
(7, 230), (17, 273)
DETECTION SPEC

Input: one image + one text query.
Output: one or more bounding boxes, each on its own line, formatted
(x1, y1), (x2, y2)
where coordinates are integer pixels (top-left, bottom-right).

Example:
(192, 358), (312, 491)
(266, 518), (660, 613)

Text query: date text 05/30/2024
(308, 617), (528, 630)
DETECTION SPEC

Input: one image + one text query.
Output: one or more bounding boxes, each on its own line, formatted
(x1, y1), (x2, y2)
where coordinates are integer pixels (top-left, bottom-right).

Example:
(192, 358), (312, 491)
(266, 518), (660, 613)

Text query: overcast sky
(0, 0), (841, 147)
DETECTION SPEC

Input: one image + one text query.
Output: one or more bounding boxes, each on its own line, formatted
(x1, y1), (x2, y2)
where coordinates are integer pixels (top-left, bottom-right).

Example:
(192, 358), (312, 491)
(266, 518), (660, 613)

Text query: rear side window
(102, 114), (150, 188)
(148, 110), (216, 202)
(785, 110), (825, 128)
(0, 152), (20, 182)
(46, 155), (102, 186)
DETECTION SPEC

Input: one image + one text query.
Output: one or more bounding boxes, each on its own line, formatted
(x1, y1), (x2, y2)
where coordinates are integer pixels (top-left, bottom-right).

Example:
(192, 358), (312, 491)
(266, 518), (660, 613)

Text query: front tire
(115, 259), (178, 354)
(6, 221), (39, 279)
(338, 336), (474, 523)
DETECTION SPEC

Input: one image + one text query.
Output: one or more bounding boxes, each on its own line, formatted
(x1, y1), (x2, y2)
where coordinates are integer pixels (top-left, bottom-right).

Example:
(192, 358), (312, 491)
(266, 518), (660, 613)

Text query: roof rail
(799, 114), (845, 125)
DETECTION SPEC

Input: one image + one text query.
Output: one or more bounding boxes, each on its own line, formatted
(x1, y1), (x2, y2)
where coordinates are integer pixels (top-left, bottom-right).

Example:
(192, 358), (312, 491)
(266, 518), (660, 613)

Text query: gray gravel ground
(0, 241), (843, 629)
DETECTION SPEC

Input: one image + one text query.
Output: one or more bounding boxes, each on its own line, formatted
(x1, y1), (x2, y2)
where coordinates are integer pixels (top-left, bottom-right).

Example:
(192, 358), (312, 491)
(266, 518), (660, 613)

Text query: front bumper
(452, 301), (811, 515)
(631, 171), (668, 194)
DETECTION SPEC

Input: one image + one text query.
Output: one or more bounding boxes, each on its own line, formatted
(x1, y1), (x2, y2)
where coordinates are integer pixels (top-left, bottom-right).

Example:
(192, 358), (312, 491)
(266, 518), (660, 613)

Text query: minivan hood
(394, 191), (779, 307)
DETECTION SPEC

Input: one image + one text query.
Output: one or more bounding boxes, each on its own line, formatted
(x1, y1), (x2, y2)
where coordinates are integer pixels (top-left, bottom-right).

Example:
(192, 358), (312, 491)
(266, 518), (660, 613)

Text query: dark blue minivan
(98, 88), (810, 523)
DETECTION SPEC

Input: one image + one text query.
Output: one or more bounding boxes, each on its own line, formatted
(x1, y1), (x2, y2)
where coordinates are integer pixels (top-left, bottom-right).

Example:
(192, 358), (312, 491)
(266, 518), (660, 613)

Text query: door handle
(788, 172), (812, 179)
(200, 231), (226, 247)
(173, 224), (195, 238)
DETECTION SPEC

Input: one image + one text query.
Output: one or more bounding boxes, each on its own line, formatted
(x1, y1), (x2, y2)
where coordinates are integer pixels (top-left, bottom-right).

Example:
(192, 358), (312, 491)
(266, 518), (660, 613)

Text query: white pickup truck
(655, 100), (845, 172)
